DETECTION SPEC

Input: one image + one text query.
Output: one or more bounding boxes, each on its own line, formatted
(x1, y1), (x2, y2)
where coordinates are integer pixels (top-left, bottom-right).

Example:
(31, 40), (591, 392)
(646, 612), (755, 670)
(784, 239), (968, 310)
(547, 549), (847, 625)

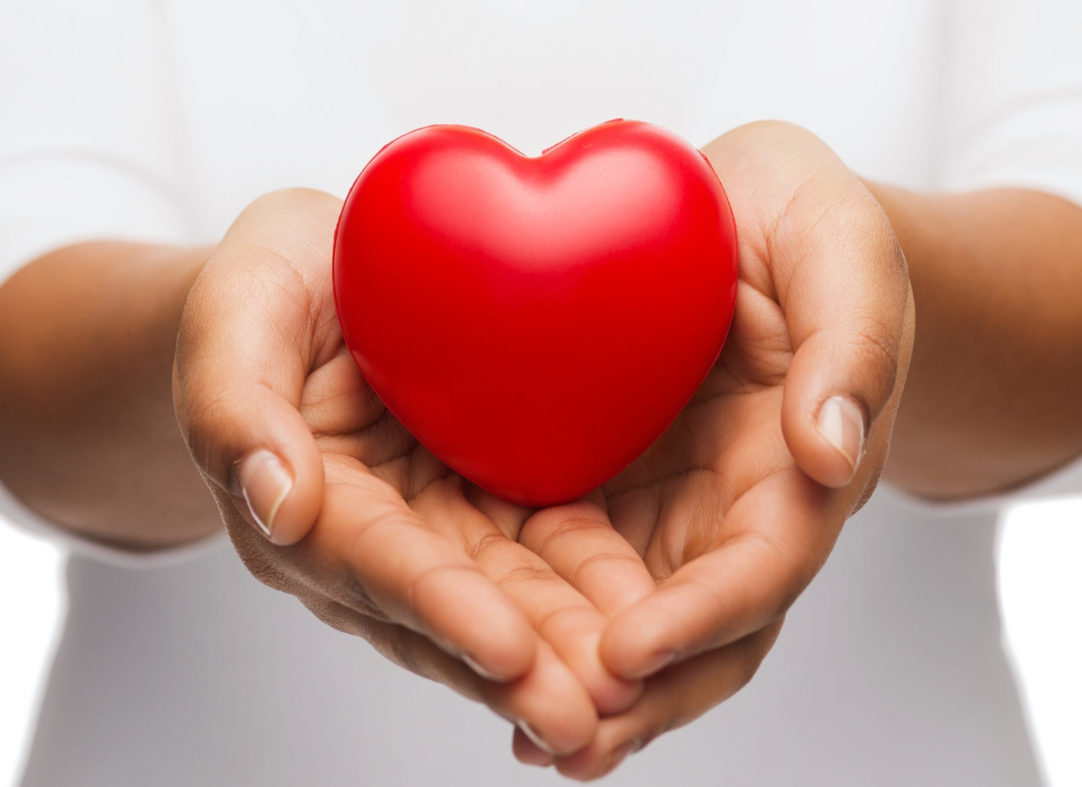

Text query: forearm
(0, 242), (222, 549)
(871, 184), (1082, 499)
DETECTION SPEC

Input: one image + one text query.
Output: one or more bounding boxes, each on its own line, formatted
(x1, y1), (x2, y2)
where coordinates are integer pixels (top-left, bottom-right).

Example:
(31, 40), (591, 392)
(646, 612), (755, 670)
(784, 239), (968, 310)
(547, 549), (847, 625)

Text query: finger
(307, 597), (596, 756)
(490, 640), (598, 757)
(174, 189), (343, 545)
(299, 347), (390, 440)
(297, 456), (537, 682)
(511, 728), (555, 767)
(771, 180), (914, 488)
(600, 468), (836, 679)
(554, 623), (782, 781)
(518, 500), (656, 616)
(413, 482), (643, 715)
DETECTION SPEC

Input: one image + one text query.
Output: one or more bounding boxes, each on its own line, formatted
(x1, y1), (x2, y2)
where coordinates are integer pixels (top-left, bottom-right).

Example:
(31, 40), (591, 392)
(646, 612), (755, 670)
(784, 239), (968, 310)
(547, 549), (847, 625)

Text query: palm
(509, 123), (913, 776)
(291, 328), (642, 718)
(600, 260), (795, 581)
(503, 251), (827, 775)
(291, 285), (826, 761)
(298, 313), (803, 772)
(184, 189), (649, 756)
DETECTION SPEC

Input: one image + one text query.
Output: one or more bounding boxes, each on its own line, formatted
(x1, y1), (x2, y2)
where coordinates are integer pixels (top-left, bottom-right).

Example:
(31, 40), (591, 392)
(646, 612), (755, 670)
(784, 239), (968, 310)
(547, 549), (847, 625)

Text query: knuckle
(407, 562), (481, 618)
(850, 317), (901, 407)
(179, 382), (232, 435)
(177, 384), (244, 480)
(533, 604), (596, 638)
(683, 572), (730, 616)
(518, 505), (598, 551)
(570, 551), (643, 588)
(853, 315), (900, 371)
(496, 563), (556, 589)
(468, 529), (509, 562)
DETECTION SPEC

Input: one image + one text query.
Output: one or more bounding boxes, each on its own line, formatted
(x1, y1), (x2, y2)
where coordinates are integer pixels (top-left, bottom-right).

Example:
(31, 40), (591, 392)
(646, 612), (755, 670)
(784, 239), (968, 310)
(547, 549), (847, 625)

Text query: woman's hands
(173, 118), (914, 780)
(508, 121), (915, 778)
(173, 188), (644, 757)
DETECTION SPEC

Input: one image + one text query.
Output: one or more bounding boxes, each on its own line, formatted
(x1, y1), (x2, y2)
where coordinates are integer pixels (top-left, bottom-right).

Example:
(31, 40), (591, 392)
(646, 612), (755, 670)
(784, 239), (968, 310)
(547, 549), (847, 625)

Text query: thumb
(174, 224), (332, 545)
(778, 197), (914, 489)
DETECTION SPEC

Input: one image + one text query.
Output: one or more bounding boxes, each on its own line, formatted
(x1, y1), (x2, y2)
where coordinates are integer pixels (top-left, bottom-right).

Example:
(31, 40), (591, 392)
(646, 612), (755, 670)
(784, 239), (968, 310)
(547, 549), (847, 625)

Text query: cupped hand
(511, 120), (916, 778)
(172, 188), (641, 756)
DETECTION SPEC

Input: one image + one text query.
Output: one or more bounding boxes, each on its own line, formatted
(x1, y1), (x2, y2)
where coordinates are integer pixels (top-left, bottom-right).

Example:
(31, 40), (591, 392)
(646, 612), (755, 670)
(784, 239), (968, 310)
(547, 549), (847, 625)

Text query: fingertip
(473, 626), (537, 683)
(813, 394), (865, 487)
(461, 632), (535, 683)
(510, 646), (598, 756)
(599, 608), (676, 680)
(407, 563), (537, 682)
(576, 629), (644, 714)
(554, 739), (638, 782)
(593, 675), (644, 717)
(781, 335), (870, 488)
(274, 442), (326, 546)
(180, 368), (325, 546)
(783, 391), (866, 489)
(231, 440), (324, 546)
(511, 727), (555, 767)
(533, 605), (644, 715)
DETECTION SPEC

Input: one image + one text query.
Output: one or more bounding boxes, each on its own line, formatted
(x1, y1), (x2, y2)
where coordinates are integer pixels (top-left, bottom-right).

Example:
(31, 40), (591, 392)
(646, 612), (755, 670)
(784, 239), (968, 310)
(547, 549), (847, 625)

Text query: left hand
(509, 120), (916, 778)
(173, 189), (640, 757)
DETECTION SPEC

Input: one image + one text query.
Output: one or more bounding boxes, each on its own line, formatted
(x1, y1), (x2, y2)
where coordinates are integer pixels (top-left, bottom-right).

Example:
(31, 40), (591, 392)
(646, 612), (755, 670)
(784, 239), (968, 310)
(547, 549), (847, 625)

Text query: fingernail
(235, 450), (293, 540)
(816, 395), (865, 476)
(518, 721), (555, 756)
(462, 653), (502, 682)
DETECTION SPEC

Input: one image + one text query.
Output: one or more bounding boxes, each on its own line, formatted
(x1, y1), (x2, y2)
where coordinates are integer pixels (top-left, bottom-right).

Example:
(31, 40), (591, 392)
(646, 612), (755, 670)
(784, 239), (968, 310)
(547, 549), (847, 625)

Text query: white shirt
(2, 1), (1081, 784)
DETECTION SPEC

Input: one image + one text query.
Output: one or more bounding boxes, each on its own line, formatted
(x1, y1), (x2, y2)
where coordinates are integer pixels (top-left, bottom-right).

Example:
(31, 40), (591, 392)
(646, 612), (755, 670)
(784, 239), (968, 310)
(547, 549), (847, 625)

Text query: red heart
(333, 120), (737, 506)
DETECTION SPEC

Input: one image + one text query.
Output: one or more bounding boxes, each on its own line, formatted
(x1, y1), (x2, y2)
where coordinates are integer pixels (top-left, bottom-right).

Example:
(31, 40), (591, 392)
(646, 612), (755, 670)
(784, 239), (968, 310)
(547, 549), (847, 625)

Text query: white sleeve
(0, 0), (195, 277)
(938, 0), (1082, 207)
(0, 0), (216, 564)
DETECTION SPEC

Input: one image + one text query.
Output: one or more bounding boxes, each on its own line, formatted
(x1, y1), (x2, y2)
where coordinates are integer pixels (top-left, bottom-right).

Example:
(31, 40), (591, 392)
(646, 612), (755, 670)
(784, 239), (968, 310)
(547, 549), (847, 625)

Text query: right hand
(173, 188), (641, 756)
(506, 121), (915, 778)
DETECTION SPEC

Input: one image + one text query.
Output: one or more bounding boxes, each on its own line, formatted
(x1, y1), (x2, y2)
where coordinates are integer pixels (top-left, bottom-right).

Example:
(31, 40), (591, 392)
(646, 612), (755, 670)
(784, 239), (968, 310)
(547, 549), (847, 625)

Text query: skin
(1, 120), (1080, 779)
(0, 242), (216, 549)
(513, 121), (917, 777)
(872, 184), (1082, 499)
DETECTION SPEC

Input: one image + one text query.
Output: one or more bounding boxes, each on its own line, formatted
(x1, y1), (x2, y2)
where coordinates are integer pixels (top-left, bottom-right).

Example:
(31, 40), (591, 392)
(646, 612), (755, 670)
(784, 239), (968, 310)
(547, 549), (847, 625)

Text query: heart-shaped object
(333, 120), (737, 506)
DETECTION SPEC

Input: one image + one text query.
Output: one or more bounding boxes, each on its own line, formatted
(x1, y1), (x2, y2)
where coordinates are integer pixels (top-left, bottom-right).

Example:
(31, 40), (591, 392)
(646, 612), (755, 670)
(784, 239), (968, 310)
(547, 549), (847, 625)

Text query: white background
(2, 2), (1079, 783)
(2, 498), (1080, 786)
